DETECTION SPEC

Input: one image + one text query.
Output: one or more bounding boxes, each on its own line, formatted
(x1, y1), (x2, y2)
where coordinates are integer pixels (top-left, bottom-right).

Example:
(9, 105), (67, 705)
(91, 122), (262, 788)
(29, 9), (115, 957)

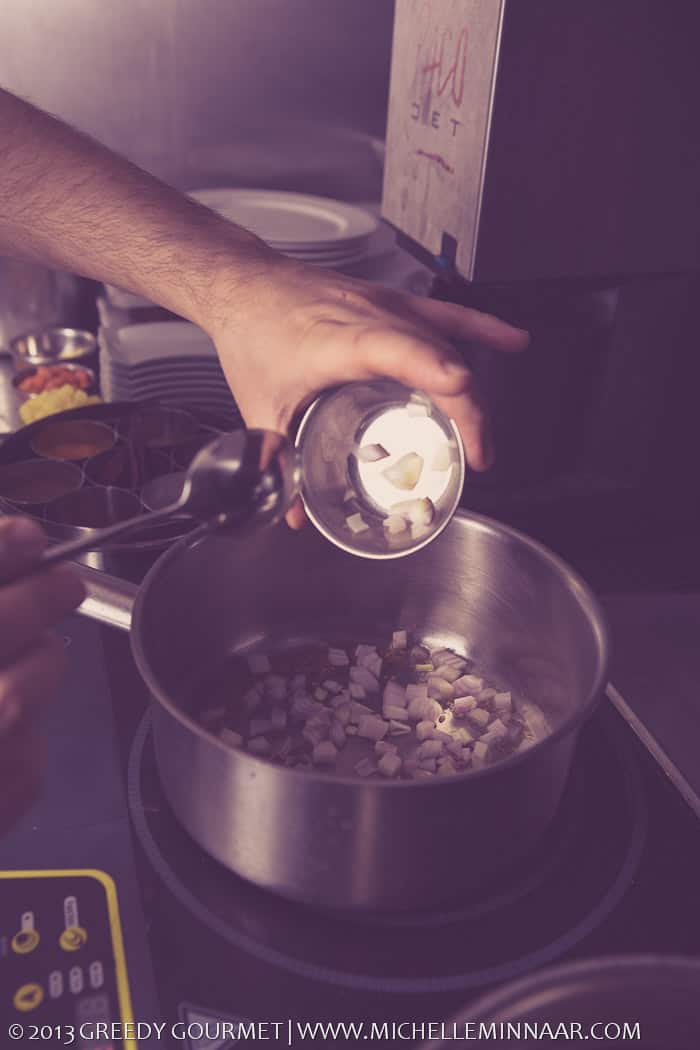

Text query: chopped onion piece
(349, 700), (373, 723)
(290, 696), (317, 721)
(391, 630), (407, 649)
(242, 686), (263, 711)
(472, 741), (489, 768)
(428, 676), (455, 701)
(330, 692), (350, 709)
(219, 728), (243, 748)
(383, 680), (407, 708)
(350, 666), (379, 693)
(413, 768), (435, 779)
(375, 739), (397, 756)
(322, 680), (342, 694)
(383, 514), (409, 536)
(328, 648), (349, 667)
(406, 683), (428, 702)
(354, 757), (377, 777)
(416, 721), (436, 742)
(431, 444), (452, 471)
(383, 704), (409, 721)
(418, 757), (437, 772)
(407, 696), (442, 722)
(357, 443), (390, 462)
(454, 674), (483, 696)
(468, 708), (490, 729)
(433, 663), (464, 684)
(453, 696), (477, 719)
(313, 740), (338, 765)
(349, 682), (366, 700)
(357, 715), (389, 741)
(382, 452), (424, 491)
(493, 691), (512, 713)
(346, 512), (370, 534)
(418, 739), (443, 760)
(355, 643), (376, 660)
(391, 497), (435, 525)
(334, 703), (351, 726)
(314, 687), (328, 702)
(346, 725), (358, 736)
(480, 687), (497, 702)
(330, 722), (347, 749)
(431, 729), (453, 745)
(378, 752), (402, 777)
(437, 758), (457, 776)
(453, 727), (475, 745)
(389, 720), (412, 736)
(247, 736), (271, 755)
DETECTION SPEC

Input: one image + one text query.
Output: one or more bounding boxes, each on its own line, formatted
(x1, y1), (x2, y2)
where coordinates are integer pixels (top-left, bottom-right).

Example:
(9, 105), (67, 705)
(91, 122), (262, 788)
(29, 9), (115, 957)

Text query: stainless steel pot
(427, 955), (700, 1048)
(76, 510), (608, 911)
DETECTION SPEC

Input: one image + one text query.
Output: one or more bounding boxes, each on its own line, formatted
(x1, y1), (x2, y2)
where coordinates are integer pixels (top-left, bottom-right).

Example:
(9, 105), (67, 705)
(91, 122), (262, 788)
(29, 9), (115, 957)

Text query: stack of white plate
(190, 187), (379, 268)
(99, 321), (241, 425)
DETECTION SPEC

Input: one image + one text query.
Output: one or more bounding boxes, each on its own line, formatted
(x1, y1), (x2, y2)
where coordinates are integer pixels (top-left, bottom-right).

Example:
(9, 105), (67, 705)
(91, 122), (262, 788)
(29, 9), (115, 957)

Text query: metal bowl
(10, 327), (98, 368)
(12, 363), (97, 401)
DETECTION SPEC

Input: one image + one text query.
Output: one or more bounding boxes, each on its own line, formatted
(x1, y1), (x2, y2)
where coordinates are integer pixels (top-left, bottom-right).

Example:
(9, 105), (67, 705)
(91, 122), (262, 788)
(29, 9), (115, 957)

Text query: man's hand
(205, 258), (529, 525)
(0, 518), (85, 833)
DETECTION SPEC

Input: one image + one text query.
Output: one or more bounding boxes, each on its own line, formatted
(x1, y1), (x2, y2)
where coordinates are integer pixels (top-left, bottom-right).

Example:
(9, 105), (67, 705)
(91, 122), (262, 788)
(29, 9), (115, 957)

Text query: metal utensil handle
(7, 501), (182, 582)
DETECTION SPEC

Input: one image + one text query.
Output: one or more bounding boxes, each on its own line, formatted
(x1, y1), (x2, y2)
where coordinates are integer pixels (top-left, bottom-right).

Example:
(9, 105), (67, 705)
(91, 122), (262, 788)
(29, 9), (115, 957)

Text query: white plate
(190, 188), (378, 248)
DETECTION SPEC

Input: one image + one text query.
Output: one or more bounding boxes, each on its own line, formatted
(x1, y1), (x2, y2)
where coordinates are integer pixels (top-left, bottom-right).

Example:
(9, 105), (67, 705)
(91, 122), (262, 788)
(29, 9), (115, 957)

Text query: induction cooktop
(1, 615), (699, 1050)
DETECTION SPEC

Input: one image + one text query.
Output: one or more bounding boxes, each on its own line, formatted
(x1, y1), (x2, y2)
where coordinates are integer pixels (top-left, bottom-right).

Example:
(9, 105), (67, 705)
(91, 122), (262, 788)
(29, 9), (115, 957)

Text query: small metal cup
(45, 485), (142, 529)
(30, 420), (116, 462)
(10, 327), (97, 368)
(295, 380), (465, 559)
(84, 444), (170, 490)
(0, 459), (83, 510)
(128, 407), (198, 450)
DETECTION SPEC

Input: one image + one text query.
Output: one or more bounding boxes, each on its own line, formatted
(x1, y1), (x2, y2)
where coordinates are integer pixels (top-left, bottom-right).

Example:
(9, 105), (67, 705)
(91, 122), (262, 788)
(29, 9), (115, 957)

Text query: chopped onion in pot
(206, 633), (549, 780)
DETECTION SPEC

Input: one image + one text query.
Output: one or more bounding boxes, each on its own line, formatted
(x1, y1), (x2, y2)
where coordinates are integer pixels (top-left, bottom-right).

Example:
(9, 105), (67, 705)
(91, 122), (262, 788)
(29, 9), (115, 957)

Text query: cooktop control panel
(0, 870), (135, 1049)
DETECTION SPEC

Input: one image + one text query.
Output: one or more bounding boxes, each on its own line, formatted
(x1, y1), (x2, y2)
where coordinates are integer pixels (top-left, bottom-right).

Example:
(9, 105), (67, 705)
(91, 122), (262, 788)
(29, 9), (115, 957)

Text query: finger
(0, 517), (47, 582)
(285, 498), (307, 530)
(312, 322), (473, 399)
(0, 630), (67, 724)
(0, 565), (85, 663)
(432, 384), (494, 473)
(405, 297), (530, 353)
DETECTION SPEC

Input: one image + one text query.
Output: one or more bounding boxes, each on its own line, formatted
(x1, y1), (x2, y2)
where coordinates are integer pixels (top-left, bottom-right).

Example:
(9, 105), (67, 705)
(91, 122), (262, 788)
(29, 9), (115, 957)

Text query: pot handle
(73, 563), (136, 632)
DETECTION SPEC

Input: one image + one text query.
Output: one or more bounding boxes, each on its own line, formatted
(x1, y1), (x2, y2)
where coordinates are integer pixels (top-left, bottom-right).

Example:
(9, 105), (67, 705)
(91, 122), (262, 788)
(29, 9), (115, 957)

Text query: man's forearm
(0, 88), (275, 331)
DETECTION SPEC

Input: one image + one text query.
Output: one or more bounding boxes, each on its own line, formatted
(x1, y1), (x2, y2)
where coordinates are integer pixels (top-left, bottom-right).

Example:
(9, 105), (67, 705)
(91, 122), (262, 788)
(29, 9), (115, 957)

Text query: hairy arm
(0, 87), (529, 479)
(0, 87), (274, 328)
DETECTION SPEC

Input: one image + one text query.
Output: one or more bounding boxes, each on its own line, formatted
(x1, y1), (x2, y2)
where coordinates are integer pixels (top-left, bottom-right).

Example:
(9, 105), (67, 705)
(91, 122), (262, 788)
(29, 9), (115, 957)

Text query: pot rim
(434, 953), (700, 1039)
(130, 509), (610, 789)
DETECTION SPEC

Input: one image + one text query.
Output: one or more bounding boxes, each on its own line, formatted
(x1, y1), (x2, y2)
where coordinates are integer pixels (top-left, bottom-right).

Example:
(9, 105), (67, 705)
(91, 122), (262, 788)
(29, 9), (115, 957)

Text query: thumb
(0, 518), (47, 582)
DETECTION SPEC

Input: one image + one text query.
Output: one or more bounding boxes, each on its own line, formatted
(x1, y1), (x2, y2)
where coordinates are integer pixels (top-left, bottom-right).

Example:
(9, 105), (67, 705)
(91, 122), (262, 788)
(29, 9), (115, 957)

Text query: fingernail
(0, 518), (46, 561)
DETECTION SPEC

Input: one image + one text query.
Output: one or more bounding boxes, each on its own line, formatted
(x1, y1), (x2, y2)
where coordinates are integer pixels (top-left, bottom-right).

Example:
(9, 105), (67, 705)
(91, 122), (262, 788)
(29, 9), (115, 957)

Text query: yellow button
(11, 929), (40, 955)
(59, 926), (87, 952)
(13, 983), (44, 1012)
